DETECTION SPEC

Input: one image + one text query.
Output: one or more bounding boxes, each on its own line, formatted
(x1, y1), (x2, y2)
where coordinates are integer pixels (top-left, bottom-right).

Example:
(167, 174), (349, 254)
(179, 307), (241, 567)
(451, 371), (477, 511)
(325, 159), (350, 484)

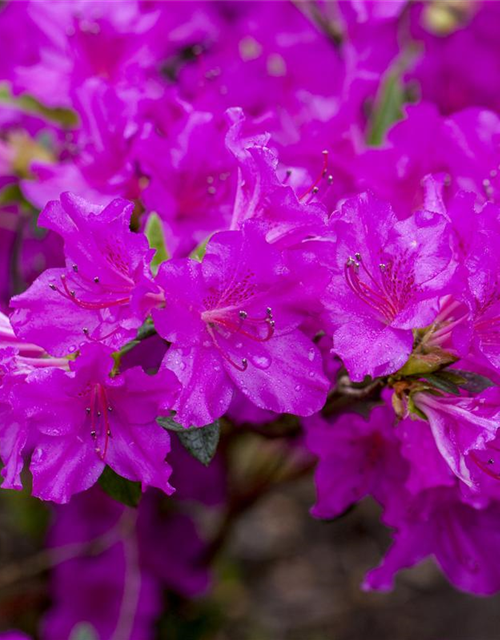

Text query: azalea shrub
(1, 0), (500, 638)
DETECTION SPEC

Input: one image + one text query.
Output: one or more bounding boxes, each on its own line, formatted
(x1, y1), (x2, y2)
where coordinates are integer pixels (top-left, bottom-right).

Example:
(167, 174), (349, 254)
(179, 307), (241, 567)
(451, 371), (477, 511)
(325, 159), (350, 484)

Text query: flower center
(201, 305), (275, 371)
(344, 252), (417, 323)
(85, 383), (113, 460)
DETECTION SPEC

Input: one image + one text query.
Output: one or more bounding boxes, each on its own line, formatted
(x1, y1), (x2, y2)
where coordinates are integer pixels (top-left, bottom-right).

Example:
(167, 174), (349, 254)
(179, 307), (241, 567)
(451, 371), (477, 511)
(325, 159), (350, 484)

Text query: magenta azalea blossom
(326, 192), (457, 380)
(364, 488), (500, 595)
(153, 225), (329, 426)
(10, 192), (162, 356)
(305, 401), (405, 519)
(10, 344), (179, 503)
(413, 389), (500, 488)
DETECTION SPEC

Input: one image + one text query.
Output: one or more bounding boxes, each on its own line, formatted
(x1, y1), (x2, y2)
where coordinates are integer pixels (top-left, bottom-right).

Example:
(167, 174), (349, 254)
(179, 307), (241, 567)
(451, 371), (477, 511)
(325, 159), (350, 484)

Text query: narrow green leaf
(157, 415), (187, 432)
(422, 373), (461, 396)
(157, 417), (220, 466)
(145, 212), (169, 275)
(0, 83), (78, 127)
(367, 69), (404, 147)
(189, 235), (211, 262)
(452, 369), (496, 394)
(98, 466), (141, 508)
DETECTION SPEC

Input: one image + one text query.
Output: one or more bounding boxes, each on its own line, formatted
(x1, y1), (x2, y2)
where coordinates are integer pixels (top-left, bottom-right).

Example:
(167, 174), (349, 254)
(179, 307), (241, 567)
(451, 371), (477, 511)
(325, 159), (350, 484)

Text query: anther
(489, 459), (495, 465)
(70, 290), (76, 297)
(268, 320), (276, 328)
(83, 328), (89, 335)
(49, 284), (56, 291)
(312, 186), (319, 194)
(286, 169), (292, 177)
(90, 430), (96, 438)
(242, 358), (248, 368)
(354, 252), (362, 261)
(483, 178), (493, 198)
(327, 175), (333, 184)
(207, 176), (214, 184)
(239, 310), (248, 319)
(108, 406), (113, 412)
(97, 411), (101, 417)
(107, 430), (112, 437)
(379, 263), (387, 271)
(93, 276), (100, 284)
(86, 407), (91, 414)
(72, 264), (78, 272)
(266, 307), (273, 317)
(207, 186), (216, 195)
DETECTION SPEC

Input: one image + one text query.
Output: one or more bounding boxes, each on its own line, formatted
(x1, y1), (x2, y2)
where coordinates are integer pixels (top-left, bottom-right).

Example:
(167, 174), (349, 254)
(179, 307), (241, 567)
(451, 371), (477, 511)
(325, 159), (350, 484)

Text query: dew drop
(295, 384), (301, 392)
(179, 362), (186, 371)
(32, 447), (45, 463)
(251, 355), (271, 370)
(308, 348), (315, 362)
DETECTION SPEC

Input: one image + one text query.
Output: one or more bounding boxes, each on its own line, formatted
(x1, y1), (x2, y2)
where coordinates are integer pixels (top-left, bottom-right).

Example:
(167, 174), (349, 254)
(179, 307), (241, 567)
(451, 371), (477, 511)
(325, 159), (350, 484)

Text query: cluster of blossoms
(2, 0), (500, 637)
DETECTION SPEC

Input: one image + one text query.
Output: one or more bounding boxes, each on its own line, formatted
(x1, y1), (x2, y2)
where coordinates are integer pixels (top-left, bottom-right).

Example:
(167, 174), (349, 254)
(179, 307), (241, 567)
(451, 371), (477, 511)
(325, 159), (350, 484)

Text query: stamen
(298, 150), (329, 200)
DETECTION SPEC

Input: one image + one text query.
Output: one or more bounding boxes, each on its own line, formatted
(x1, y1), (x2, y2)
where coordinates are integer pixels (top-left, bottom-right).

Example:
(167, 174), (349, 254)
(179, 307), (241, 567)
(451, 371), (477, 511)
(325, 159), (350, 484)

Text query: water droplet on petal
(251, 354), (271, 370)
(295, 384), (301, 392)
(32, 447), (45, 463)
(179, 362), (186, 371)
(68, 345), (76, 353)
(308, 348), (315, 362)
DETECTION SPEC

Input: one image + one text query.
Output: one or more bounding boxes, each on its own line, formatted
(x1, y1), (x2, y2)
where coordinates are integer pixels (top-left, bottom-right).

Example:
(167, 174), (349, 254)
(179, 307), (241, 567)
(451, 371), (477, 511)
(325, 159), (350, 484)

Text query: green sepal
(145, 212), (169, 275)
(157, 416), (220, 466)
(98, 466), (141, 508)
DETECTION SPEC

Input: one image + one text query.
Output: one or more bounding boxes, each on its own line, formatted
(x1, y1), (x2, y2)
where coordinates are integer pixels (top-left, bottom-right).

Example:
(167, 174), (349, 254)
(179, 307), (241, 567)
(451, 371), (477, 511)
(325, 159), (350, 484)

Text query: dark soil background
(2, 477), (500, 640)
(211, 477), (500, 640)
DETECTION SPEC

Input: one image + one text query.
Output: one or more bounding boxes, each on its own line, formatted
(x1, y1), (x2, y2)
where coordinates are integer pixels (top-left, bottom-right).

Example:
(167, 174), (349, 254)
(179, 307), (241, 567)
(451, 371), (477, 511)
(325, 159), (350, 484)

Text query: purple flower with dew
(10, 192), (162, 356)
(154, 225), (329, 426)
(10, 344), (179, 503)
(326, 192), (456, 380)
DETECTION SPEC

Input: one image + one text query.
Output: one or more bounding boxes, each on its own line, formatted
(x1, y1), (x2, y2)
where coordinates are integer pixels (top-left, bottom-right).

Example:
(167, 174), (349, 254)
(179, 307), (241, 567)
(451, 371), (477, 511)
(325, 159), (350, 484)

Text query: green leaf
(157, 415), (188, 432)
(189, 235), (211, 262)
(0, 83), (78, 128)
(422, 373), (460, 396)
(157, 417), (220, 466)
(69, 623), (99, 640)
(367, 68), (405, 147)
(452, 369), (496, 394)
(366, 45), (420, 148)
(98, 466), (141, 508)
(145, 212), (169, 275)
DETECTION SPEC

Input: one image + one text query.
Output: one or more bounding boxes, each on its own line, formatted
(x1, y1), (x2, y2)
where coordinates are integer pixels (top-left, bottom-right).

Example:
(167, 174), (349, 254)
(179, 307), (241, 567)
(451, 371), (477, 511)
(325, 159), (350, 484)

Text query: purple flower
(10, 192), (162, 356)
(22, 79), (145, 209)
(138, 108), (237, 257)
(11, 344), (179, 503)
(226, 108), (328, 247)
(413, 389), (500, 488)
(11, 0), (163, 109)
(305, 401), (405, 519)
(153, 225), (329, 426)
(364, 487), (500, 595)
(326, 192), (456, 380)
(43, 486), (211, 640)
